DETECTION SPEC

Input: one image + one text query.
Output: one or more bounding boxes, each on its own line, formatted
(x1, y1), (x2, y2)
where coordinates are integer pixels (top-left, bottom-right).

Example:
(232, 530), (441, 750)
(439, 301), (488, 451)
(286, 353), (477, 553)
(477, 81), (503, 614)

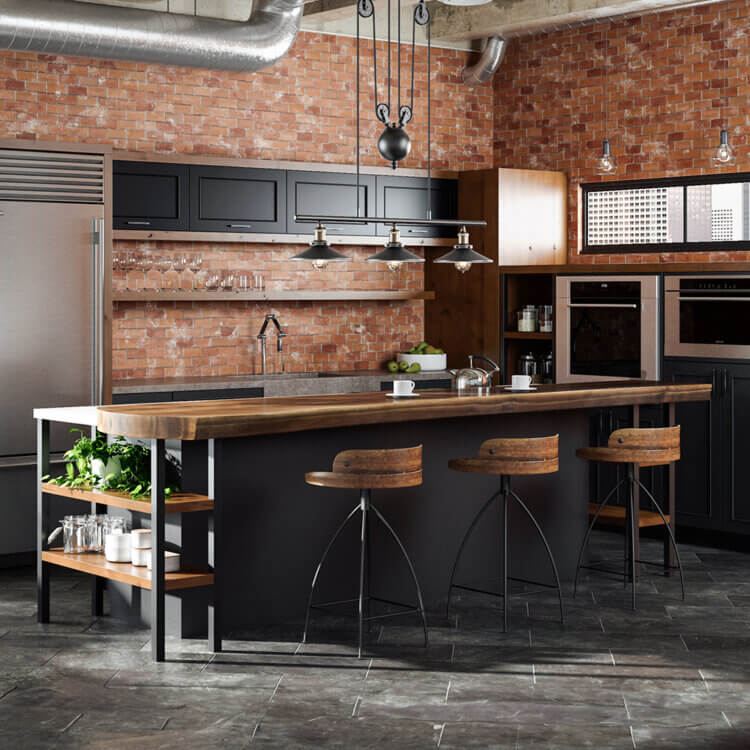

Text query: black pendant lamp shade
(365, 225), (424, 272)
(290, 223), (349, 269)
(435, 226), (491, 273)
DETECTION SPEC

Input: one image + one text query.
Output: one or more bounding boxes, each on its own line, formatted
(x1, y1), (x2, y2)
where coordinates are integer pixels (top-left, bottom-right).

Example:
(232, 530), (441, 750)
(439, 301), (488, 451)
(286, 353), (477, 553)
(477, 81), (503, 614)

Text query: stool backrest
(608, 426), (680, 450)
(333, 445), (423, 475)
(478, 435), (559, 461)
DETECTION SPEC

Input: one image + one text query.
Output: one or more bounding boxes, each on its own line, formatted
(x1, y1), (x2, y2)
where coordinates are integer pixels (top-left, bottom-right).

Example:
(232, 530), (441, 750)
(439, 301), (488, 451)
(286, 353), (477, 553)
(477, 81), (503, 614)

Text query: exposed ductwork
(0, 0), (304, 72)
(462, 36), (507, 86)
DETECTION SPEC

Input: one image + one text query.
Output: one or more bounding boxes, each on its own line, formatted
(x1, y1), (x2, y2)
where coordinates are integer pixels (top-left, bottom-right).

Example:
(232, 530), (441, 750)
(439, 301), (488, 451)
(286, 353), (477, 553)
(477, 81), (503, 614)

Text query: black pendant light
(435, 226), (492, 273)
(365, 224), (424, 272)
(290, 223), (349, 270)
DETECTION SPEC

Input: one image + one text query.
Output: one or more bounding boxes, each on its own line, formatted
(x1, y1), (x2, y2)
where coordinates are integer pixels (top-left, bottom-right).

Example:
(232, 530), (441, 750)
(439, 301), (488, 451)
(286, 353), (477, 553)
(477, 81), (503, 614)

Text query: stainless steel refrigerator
(0, 148), (106, 558)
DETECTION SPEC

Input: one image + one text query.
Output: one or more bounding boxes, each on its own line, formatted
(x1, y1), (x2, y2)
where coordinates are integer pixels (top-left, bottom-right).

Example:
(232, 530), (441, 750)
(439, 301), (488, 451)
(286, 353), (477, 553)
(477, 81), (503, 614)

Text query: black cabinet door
(287, 171), (376, 237)
(189, 166), (286, 233)
(171, 388), (264, 401)
(113, 161), (189, 231)
(663, 359), (722, 531)
(376, 176), (458, 238)
(112, 391), (172, 404)
(724, 364), (750, 533)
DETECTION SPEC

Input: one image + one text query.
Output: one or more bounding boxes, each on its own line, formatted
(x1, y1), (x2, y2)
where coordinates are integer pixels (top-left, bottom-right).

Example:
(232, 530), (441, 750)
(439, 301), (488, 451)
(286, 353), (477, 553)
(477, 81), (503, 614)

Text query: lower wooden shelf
(42, 548), (214, 591)
(589, 503), (669, 529)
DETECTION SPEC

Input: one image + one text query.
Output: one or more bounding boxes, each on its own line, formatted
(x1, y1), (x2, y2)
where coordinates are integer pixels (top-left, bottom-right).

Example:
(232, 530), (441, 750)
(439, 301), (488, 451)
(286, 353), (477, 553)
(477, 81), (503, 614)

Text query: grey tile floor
(2, 532), (750, 748)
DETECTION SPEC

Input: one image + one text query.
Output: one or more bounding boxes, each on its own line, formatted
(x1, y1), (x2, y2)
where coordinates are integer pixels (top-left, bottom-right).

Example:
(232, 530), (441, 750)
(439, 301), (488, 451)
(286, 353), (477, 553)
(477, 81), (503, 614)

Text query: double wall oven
(665, 275), (750, 359)
(555, 275), (661, 383)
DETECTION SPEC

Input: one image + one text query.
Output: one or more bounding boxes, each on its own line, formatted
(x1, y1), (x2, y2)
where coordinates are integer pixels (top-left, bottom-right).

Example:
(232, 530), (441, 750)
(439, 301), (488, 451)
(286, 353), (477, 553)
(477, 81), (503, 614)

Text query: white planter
(396, 352), (448, 372)
(91, 456), (122, 482)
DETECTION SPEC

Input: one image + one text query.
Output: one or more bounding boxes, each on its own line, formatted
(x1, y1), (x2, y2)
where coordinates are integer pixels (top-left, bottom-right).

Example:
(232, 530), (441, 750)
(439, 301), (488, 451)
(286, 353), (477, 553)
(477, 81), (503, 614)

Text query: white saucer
(386, 392), (420, 398)
(503, 386), (537, 392)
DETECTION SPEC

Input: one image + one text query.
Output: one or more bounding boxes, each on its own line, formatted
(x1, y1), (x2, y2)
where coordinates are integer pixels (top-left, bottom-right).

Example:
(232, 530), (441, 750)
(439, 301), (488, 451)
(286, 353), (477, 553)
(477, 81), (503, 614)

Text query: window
(582, 174), (750, 254)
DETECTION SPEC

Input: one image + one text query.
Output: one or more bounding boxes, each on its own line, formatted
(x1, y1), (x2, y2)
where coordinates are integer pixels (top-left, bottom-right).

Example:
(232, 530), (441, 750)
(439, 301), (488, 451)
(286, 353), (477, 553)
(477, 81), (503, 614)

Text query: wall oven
(665, 275), (750, 359)
(556, 275), (660, 382)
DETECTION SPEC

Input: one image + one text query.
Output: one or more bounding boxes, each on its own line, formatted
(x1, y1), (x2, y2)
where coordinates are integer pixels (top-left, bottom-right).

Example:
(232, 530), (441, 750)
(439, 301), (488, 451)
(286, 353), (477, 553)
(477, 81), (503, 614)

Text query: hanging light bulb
(434, 226), (492, 273)
(596, 139), (617, 175)
(365, 225), (424, 272)
(712, 129), (736, 166)
(290, 223), (349, 270)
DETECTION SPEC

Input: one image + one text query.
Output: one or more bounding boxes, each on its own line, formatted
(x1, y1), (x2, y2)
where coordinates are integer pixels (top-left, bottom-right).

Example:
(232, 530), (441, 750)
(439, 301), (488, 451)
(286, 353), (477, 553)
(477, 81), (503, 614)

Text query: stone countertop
(112, 370), (451, 395)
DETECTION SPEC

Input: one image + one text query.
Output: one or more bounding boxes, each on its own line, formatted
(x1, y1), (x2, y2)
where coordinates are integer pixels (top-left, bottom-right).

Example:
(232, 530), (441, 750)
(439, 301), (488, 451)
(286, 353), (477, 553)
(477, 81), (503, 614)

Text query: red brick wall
(1, 32), (493, 379)
(493, 0), (750, 264)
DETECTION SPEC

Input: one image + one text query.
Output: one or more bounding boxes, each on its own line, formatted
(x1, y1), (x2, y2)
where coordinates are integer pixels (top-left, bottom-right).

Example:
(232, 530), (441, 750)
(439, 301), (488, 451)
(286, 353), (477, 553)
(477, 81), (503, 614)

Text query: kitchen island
(35, 381), (711, 660)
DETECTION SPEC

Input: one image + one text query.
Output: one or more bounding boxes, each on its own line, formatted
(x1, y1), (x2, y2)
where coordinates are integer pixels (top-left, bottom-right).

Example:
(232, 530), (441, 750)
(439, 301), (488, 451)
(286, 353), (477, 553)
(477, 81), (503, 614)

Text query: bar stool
(446, 435), (564, 632)
(574, 426), (685, 609)
(302, 445), (428, 657)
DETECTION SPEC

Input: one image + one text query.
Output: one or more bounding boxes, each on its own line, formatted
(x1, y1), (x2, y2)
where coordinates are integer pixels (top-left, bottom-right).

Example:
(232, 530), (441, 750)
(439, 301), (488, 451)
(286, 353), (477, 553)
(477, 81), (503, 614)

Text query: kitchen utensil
(131, 547), (150, 567)
(517, 352), (538, 377)
(131, 529), (152, 549)
(448, 355), (500, 391)
(511, 374), (533, 390)
(104, 533), (132, 563)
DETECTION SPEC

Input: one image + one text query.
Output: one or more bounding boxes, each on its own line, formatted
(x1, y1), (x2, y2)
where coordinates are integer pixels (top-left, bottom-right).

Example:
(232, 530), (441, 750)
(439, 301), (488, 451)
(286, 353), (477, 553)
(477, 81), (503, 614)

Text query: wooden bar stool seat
(574, 427), (685, 609)
(446, 436), (564, 632)
(302, 445), (428, 657)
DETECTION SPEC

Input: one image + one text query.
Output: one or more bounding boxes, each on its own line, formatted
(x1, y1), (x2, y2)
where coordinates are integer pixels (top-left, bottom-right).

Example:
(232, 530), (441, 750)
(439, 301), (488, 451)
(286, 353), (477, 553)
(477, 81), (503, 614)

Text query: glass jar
(517, 352), (538, 377)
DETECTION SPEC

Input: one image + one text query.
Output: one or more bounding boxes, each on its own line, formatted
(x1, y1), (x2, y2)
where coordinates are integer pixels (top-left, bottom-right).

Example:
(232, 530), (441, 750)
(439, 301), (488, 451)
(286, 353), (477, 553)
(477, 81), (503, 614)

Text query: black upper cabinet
(287, 171), (376, 236)
(113, 161), (189, 231)
(376, 176), (458, 238)
(189, 166), (286, 233)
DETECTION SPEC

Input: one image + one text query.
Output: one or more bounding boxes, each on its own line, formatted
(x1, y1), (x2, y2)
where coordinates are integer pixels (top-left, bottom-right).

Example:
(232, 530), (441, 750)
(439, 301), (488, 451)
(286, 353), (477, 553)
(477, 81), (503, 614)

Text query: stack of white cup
(131, 529), (151, 567)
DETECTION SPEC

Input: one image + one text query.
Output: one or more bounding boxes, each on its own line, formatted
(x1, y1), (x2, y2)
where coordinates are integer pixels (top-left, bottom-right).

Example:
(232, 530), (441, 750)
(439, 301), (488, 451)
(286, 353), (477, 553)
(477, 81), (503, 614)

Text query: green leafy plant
(44, 429), (180, 500)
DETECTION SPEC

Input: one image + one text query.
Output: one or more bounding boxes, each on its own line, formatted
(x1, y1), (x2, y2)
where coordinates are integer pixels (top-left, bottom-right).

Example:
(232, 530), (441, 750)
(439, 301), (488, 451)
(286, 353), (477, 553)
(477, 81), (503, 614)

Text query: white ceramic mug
(392, 379), (416, 396)
(511, 374), (532, 390)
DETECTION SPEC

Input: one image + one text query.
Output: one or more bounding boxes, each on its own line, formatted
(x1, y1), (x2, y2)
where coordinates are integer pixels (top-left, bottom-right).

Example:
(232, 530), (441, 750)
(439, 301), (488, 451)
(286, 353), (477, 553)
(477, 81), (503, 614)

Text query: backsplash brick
(0, 31), (493, 378)
(492, 0), (750, 264)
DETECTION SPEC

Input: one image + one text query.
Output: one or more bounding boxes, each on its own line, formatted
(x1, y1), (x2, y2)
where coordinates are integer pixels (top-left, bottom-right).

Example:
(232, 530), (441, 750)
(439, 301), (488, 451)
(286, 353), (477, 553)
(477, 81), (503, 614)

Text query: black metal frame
(581, 172), (750, 255)
(573, 463), (685, 609)
(36, 420), (221, 663)
(302, 487), (428, 658)
(446, 475), (564, 632)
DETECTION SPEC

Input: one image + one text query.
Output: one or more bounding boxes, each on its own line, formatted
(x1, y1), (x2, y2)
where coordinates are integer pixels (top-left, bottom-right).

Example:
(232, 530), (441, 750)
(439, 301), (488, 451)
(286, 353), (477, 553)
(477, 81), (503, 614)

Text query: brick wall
(493, 0), (750, 264)
(1, 32), (493, 379)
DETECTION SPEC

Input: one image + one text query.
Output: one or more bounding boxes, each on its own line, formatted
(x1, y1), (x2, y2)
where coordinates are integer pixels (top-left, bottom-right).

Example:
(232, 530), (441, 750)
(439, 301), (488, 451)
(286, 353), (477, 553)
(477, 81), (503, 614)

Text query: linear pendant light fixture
(291, 0), (489, 273)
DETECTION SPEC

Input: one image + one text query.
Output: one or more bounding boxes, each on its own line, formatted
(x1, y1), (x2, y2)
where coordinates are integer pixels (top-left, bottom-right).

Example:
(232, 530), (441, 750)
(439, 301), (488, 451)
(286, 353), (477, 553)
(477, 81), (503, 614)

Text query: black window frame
(581, 173), (750, 254)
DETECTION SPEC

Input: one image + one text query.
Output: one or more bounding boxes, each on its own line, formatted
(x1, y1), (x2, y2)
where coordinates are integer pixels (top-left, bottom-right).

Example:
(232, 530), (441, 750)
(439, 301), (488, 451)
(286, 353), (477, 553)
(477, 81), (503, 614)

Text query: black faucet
(257, 313), (287, 374)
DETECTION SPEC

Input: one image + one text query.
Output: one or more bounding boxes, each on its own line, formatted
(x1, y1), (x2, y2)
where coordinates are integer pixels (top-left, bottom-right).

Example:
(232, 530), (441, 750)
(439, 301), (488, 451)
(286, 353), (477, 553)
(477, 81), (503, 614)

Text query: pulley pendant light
(596, 22), (617, 175)
(712, 4), (735, 166)
(365, 224), (425, 272)
(290, 223), (349, 270)
(435, 226), (492, 273)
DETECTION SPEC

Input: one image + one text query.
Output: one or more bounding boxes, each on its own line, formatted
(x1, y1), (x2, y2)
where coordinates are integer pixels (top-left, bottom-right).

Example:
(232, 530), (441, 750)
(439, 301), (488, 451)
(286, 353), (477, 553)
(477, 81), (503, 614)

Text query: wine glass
(172, 254), (187, 291)
(154, 255), (172, 292)
(188, 255), (203, 289)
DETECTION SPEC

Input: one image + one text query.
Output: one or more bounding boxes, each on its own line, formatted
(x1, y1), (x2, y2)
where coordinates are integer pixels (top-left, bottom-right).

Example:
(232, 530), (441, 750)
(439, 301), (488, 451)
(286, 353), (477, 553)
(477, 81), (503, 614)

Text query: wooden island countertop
(88, 381), (712, 440)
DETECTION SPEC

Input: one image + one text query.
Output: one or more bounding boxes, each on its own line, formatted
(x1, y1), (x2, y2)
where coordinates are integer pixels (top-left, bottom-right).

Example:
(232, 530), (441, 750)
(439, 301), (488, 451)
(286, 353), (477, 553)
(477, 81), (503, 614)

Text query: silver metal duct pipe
(0, 0), (304, 72)
(462, 36), (507, 86)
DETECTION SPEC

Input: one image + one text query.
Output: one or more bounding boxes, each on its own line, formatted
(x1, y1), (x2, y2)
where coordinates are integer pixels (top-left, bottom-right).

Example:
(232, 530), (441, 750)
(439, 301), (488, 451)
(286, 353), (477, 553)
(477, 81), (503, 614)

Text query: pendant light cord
(427, 3), (431, 220)
(356, 4), (360, 218)
(387, 0), (391, 120)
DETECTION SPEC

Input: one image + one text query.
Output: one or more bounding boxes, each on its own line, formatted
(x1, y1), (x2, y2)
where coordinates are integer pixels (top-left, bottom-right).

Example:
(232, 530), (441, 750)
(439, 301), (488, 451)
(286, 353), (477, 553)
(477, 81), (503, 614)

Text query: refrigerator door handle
(91, 217), (104, 406)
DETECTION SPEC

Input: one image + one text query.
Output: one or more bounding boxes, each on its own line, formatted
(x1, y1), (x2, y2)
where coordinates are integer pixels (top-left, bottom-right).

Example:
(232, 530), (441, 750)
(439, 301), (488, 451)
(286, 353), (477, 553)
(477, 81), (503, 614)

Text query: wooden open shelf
(42, 548), (213, 590)
(41, 482), (213, 514)
(504, 331), (553, 341)
(589, 503), (670, 529)
(113, 290), (435, 303)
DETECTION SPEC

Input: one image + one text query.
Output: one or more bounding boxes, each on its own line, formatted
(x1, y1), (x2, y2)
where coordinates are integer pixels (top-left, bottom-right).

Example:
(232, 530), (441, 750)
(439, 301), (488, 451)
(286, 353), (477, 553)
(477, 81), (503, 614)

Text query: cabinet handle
(712, 368), (717, 394)
(723, 369), (729, 396)
(125, 220), (151, 226)
(407, 229), (428, 234)
(227, 223), (252, 229)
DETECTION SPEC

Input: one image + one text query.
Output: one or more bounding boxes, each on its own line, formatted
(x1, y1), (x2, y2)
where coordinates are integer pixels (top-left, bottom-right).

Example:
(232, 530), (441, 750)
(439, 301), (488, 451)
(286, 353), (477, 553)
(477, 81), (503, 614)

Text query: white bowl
(396, 352), (447, 372)
(147, 551), (180, 573)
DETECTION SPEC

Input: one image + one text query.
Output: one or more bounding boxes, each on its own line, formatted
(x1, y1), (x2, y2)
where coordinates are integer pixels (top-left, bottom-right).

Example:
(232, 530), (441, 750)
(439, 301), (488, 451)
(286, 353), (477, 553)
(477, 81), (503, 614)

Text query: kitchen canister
(104, 533), (132, 563)
(131, 547), (150, 567)
(147, 550), (180, 573)
(131, 529), (152, 549)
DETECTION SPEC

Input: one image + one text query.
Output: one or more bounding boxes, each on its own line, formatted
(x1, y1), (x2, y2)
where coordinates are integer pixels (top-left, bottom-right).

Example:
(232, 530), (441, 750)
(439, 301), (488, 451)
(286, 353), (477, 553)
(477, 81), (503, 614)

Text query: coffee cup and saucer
(386, 380), (420, 398)
(503, 375), (537, 392)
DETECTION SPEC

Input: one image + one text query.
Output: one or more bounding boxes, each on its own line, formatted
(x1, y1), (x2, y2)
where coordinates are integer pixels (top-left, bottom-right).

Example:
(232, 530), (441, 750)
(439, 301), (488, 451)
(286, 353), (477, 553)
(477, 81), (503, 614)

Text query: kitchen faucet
(257, 313), (287, 375)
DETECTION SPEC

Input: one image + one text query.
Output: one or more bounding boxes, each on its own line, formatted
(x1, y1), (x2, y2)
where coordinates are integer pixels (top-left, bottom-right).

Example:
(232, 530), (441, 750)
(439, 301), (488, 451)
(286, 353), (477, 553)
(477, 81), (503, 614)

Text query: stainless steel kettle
(448, 355), (500, 391)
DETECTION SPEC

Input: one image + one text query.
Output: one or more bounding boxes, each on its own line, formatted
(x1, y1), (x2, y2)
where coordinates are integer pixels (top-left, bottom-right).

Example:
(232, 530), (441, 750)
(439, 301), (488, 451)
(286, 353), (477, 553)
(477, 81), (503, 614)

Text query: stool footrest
(452, 575), (559, 600)
(589, 503), (670, 528)
(310, 595), (422, 623)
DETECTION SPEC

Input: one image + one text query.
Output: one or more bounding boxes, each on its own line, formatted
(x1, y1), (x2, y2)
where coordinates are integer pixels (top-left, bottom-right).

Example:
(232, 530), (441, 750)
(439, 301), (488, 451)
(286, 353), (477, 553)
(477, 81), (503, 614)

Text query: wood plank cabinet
(662, 358), (750, 535)
(376, 175), (457, 238)
(189, 166), (286, 233)
(113, 161), (189, 231)
(287, 171), (376, 237)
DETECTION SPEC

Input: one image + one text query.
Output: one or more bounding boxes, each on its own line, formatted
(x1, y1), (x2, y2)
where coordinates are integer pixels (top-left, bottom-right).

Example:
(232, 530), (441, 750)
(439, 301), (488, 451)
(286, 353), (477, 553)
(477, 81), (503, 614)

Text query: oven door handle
(678, 296), (750, 302)
(567, 303), (639, 309)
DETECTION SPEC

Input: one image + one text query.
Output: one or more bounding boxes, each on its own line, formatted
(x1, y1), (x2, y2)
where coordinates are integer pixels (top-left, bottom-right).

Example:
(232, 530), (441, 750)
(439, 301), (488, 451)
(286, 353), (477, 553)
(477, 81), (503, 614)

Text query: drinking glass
(205, 274), (220, 290)
(188, 254), (203, 289)
(253, 272), (265, 293)
(237, 274), (250, 293)
(155, 255), (172, 291)
(220, 274), (235, 291)
(172, 254), (187, 291)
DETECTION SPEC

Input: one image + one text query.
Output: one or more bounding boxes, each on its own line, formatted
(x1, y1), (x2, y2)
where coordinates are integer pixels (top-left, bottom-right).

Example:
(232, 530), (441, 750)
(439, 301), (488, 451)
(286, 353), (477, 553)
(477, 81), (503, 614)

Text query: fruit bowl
(397, 352), (447, 372)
